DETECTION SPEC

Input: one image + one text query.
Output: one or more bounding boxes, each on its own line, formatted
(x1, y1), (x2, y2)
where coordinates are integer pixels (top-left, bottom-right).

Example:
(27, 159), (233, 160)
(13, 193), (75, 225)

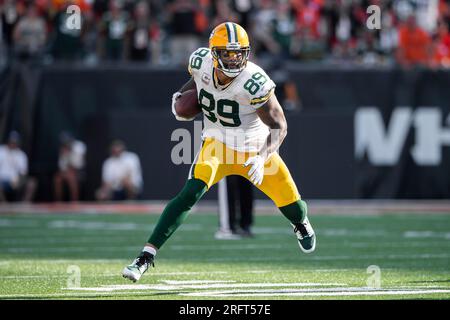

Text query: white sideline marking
(404, 231), (450, 239)
(169, 244), (285, 250)
(396, 285), (450, 289)
(0, 238), (147, 244)
(319, 229), (388, 237)
(63, 281), (236, 292)
(6, 245), (450, 260)
(45, 220), (202, 232)
(251, 227), (288, 234)
(204, 253), (450, 262)
(0, 271), (229, 280)
(1, 236), (448, 252)
(4, 244), (284, 253)
(64, 282), (347, 292)
(0, 269), (365, 280)
(0, 219), (39, 228)
(182, 288), (450, 297)
(47, 220), (148, 231)
(5, 246), (145, 253)
(64, 285), (153, 292)
(3, 268), (370, 280)
(0, 291), (163, 298)
(152, 271), (229, 276)
(161, 280), (234, 284)
(2, 237), (448, 249)
(347, 242), (450, 248)
(0, 290), (450, 298)
(14, 259), (127, 263)
(2, 287), (450, 299)
(321, 229), (395, 237)
(230, 227), (389, 237)
(0, 275), (73, 279)
(153, 282), (347, 289)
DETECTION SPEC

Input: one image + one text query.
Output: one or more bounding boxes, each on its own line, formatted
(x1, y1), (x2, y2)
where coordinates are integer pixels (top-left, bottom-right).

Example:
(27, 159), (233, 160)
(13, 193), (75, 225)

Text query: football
(175, 88), (202, 119)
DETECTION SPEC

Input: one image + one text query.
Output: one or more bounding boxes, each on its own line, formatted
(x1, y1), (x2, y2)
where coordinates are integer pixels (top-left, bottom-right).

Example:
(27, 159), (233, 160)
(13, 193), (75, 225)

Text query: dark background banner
(1, 64), (449, 200)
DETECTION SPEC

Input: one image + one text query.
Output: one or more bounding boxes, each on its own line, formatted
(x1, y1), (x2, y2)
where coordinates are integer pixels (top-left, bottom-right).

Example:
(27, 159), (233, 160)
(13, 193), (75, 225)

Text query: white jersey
(58, 140), (86, 171)
(0, 145), (28, 183)
(102, 151), (143, 191)
(188, 47), (276, 152)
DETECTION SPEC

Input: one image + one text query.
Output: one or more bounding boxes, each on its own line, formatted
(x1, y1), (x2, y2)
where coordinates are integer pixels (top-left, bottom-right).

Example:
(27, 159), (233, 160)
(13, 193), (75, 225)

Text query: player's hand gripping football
(244, 155), (265, 186)
(171, 92), (195, 121)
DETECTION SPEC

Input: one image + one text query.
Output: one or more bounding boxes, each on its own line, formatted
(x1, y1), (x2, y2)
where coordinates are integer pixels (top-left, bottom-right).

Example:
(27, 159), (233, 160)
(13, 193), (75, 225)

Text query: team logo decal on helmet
(209, 22), (250, 78)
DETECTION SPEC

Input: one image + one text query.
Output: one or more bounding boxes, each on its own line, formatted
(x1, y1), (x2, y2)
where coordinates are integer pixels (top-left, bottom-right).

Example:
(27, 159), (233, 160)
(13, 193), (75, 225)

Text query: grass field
(0, 209), (449, 300)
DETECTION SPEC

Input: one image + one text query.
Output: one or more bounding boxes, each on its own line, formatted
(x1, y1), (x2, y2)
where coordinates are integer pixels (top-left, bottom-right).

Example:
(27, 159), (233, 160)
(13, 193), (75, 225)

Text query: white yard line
(4, 247), (141, 253)
(0, 221), (200, 232)
(1, 286), (449, 299)
(0, 290), (444, 299)
(204, 253), (450, 262)
(63, 282), (348, 292)
(0, 291), (161, 298)
(0, 271), (232, 280)
(2, 248), (449, 261)
(168, 244), (286, 250)
(161, 280), (234, 284)
(2, 199), (450, 215)
(1, 238), (448, 249)
(183, 288), (450, 297)
(404, 231), (450, 239)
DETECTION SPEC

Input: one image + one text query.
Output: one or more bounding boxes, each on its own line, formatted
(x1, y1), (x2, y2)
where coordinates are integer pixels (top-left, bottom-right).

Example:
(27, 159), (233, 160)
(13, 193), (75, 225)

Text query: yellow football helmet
(209, 22), (250, 78)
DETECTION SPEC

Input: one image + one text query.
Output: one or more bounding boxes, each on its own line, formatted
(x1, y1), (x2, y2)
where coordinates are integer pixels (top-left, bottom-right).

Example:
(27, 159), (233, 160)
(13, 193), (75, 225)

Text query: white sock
(143, 246), (157, 256)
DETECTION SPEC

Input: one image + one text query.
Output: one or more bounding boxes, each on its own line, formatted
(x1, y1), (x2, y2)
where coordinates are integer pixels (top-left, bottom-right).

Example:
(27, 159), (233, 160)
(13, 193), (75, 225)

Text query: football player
(122, 22), (316, 282)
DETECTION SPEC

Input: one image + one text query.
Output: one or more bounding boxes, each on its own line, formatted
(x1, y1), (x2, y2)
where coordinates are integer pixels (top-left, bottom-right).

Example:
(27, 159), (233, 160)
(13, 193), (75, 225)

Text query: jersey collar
(212, 67), (240, 91)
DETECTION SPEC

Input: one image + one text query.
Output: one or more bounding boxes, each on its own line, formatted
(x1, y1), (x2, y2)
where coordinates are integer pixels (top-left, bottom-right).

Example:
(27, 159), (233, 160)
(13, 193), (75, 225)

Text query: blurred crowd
(0, 131), (143, 203)
(1, 0), (450, 68)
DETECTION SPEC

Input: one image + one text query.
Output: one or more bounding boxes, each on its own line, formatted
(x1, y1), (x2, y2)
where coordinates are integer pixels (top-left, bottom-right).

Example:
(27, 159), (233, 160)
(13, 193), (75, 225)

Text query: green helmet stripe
(225, 23), (232, 43)
(232, 23), (238, 43)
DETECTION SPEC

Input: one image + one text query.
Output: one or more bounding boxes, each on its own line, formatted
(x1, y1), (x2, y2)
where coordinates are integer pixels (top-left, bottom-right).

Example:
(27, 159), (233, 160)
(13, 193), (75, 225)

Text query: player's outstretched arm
(244, 93), (287, 185)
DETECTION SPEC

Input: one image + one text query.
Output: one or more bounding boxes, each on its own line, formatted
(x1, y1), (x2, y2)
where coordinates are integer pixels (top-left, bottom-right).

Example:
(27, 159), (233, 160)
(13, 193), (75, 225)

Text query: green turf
(0, 212), (449, 300)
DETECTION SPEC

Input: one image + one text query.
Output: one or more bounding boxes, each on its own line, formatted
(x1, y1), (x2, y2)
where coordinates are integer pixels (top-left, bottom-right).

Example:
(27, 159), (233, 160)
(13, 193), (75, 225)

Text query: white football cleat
(122, 251), (154, 282)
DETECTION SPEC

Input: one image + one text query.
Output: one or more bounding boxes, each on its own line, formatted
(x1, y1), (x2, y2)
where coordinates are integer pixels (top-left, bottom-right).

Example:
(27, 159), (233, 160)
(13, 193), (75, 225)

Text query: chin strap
(221, 69), (241, 78)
